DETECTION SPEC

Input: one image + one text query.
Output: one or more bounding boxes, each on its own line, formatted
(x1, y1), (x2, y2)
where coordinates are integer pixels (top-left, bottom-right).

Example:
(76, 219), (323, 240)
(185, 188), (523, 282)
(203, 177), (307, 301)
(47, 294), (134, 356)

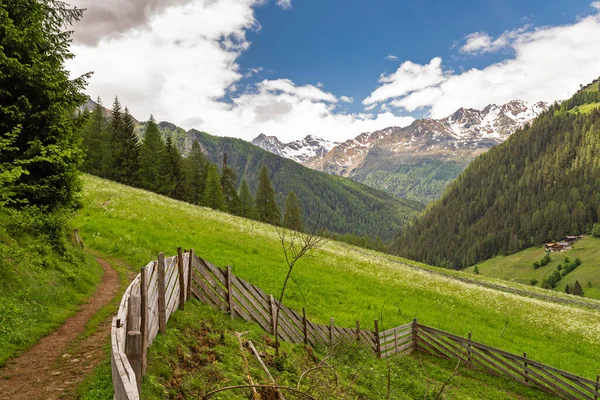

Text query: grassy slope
(0, 210), (102, 366)
(466, 237), (600, 299)
(140, 299), (554, 400)
(75, 174), (600, 379)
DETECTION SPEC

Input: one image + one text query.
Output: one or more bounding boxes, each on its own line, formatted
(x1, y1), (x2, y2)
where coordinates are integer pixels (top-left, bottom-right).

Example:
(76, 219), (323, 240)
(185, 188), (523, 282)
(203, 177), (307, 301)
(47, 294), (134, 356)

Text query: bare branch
(202, 385), (317, 399)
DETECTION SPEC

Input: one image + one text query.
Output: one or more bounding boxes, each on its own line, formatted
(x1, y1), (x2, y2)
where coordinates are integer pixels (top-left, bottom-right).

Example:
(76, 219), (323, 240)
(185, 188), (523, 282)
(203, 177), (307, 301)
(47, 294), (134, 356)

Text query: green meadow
(467, 237), (600, 299)
(75, 174), (600, 379)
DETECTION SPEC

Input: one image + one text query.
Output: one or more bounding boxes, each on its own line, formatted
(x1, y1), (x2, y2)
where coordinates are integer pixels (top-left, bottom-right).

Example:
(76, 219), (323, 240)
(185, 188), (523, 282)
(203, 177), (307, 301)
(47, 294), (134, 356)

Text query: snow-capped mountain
(251, 134), (339, 164)
(307, 100), (548, 176)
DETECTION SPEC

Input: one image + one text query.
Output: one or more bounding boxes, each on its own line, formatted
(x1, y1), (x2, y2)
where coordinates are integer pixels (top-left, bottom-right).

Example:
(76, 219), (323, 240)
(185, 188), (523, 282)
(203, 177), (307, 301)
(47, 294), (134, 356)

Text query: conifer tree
(255, 165), (281, 225)
(572, 280), (585, 297)
(220, 154), (242, 215)
(119, 107), (141, 186)
(565, 284), (571, 294)
(0, 0), (89, 209)
(162, 135), (186, 199)
(139, 116), (166, 192)
(203, 163), (226, 211)
(108, 97), (124, 181)
(183, 140), (207, 205)
(80, 97), (110, 177)
(284, 191), (303, 232)
(238, 178), (257, 219)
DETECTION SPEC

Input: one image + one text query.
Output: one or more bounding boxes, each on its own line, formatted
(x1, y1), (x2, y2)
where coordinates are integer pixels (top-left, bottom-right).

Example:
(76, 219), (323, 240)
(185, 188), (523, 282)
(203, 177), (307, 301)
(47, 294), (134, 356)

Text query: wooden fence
(112, 250), (600, 400)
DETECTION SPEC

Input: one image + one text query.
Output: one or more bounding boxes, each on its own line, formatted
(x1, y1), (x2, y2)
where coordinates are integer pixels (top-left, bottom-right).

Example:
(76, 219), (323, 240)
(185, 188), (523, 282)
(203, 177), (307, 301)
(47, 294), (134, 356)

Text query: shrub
(540, 255), (551, 266)
(530, 279), (539, 286)
(557, 264), (563, 271)
(533, 261), (541, 269)
(473, 265), (480, 274)
(592, 223), (600, 238)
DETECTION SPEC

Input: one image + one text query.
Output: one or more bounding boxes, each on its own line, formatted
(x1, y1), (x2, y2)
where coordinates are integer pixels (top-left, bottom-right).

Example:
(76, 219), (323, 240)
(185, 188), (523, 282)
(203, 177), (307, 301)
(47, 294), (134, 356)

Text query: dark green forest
(393, 79), (600, 269)
(78, 100), (423, 242)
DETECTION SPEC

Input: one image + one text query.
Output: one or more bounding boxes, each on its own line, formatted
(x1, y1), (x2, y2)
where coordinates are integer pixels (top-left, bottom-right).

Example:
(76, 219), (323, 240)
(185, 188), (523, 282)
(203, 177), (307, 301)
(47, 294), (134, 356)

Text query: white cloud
(340, 96), (354, 103)
(593, 1), (600, 11)
(363, 57), (446, 105)
(366, 8), (600, 118)
(460, 26), (530, 54)
(67, 0), (413, 143)
(276, 0), (292, 10)
(385, 54), (398, 61)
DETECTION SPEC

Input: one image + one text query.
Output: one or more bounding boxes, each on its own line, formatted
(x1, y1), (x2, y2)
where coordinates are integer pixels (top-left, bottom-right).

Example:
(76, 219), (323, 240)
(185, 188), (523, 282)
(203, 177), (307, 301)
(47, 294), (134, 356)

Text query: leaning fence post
(523, 353), (529, 384)
(374, 319), (381, 358)
(157, 253), (167, 335)
(140, 265), (148, 373)
(177, 247), (185, 310)
(302, 308), (308, 345)
(412, 318), (418, 352)
(187, 249), (194, 300)
(394, 327), (398, 354)
(226, 266), (234, 319)
(125, 290), (142, 392)
(329, 317), (335, 346)
(595, 374), (599, 400)
(467, 332), (472, 367)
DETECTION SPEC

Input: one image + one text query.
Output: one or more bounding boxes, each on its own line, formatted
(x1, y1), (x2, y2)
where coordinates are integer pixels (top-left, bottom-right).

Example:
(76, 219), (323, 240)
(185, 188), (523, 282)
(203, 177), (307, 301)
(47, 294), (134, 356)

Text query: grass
(467, 237), (600, 299)
(74, 174), (600, 380)
(568, 102), (600, 114)
(141, 299), (555, 400)
(0, 209), (103, 366)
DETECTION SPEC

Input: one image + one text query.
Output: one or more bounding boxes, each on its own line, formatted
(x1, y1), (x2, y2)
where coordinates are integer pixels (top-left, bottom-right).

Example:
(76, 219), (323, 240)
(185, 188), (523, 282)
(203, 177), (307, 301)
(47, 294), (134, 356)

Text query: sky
(66, 0), (600, 143)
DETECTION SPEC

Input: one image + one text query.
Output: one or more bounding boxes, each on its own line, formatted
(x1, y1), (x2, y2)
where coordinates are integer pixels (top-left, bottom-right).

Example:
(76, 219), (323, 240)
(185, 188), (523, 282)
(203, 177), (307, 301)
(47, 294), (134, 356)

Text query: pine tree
(238, 178), (257, 219)
(162, 135), (186, 199)
(0, 0), (89, 209)
(255, 165), (281, 225)
(183, 140), (207, 205)
(119, 107), (141, 186)
(221, 165), (242, 215)
(203, 163), (226, 211)
(108, 97), (124, 182)
(565, 284), (571, 294)
(139, 116), (166, 192)
(80, 97), (111, 177)
(284, 191), (303, 232)
(572, 280), (585, 297)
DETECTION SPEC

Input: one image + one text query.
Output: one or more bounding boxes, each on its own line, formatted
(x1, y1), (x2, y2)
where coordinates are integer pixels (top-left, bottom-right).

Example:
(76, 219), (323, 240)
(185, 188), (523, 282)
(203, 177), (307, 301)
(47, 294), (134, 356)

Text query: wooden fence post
(467, 332), (472, 367)
(226, 266), (234, 319)
(125, 290), (142, 392)
(329, 318), (335, 345)
(523, 352), (529, 384)
(595, 374), (599, 400)
(302, 308), (308, 345)
(269, 294), (277, 336)
(412, 319), (418, 352)
(355, 320), (360, 342)
(140, 266), (149, 374)
(187, 249), (194, 300)
(374, 320), (381, 358)
(177, 247), (185, 310)
(394, 327), (398, 355)
(157, 253), (167, 335)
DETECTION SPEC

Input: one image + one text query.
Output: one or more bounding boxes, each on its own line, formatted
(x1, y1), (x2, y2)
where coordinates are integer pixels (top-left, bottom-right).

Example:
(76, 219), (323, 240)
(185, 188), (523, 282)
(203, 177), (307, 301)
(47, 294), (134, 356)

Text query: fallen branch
(235, 332), (259, 400)
(247, 340), (285, 400)
(202, 385), (317, 399)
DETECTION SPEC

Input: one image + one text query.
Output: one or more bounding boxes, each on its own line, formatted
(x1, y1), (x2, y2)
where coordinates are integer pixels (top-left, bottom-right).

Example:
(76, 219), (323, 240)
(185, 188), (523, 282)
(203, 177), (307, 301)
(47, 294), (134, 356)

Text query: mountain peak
(252, 134), (339, 164)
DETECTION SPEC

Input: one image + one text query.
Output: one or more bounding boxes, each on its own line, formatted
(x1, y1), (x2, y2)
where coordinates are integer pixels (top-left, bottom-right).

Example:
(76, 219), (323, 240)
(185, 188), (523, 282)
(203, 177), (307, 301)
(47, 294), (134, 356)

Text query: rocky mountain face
(251, 134), (339, 164)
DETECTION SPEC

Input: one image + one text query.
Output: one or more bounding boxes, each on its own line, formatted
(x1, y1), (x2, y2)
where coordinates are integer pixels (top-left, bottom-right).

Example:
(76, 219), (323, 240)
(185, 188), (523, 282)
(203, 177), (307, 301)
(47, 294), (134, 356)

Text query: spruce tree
(80, 97), (111, 177)
(221, 164), (242, 215)
(119, 107), (141, 186)
(255, 165), (281, 225)
(139, 116), (166, 192)
(238, 178), (257, 219)
(183, 140), (207, 205)
(162, 135), (186, 199)
(0, 0), (89, 209)
(283, 191), (303, 232)
(572, 280), (585, 296)
(203, 163), (226, 211)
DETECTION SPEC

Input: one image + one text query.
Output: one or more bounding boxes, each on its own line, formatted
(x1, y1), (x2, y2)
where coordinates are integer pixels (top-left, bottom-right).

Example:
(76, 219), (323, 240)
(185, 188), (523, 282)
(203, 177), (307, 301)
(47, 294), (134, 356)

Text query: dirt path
(0, 258), (120, 400)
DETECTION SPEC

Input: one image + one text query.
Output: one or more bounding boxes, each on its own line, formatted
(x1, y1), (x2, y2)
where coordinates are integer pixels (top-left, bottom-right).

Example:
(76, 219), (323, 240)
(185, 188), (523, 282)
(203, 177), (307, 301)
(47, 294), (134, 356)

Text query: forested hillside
(393, 78), (600, 268)
(79, 102), (423, 242)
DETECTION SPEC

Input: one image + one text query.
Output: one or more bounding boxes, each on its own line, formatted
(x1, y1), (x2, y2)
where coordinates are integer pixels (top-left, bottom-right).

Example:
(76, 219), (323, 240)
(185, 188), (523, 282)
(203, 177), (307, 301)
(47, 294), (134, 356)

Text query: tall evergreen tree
(284, 191), (303, 232)
(255, 165), (281, 225)
(183, 140), (207, 205)
(80, 97), (111, 177)
(238, 178), (257, 219)
(162, 135), (186, 199)
(221, 154), (242, 215)
(203, 163), (226, 211)
(0, 0), (89, 209)
(139, 116), (166, 192)
(119, 107), (141, 186)
(572, 280), (585, 297)
(108, 97), (124, 182)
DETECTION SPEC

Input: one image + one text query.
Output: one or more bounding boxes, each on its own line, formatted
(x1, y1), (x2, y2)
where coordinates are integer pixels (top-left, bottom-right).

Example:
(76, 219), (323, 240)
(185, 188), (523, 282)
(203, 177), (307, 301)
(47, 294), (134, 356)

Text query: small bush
(557, 264), (563, 271)
(533, 261), (540, 269)
(530, 279), (538, 286)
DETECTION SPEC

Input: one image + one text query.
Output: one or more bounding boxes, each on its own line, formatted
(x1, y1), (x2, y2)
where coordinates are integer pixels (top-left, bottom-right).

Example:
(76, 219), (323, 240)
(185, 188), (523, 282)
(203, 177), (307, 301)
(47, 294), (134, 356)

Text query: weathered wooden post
(374, 320), (381, 358)
(157, 253), (167, 335)
(125, 289), (143, 392)
(355, 320), (361, 342)
(412, 318), (418, 352)
(226, 266), (234, 319)
(269, 294), (277, 336)
(394, 327), (398, 355)
(140, 265), (149, 373)
(177, 247), (185, 310)
(302, 308), (308, 345)
(329, 317), (335, 345)
(523, 352), (529, 384)
(467, 332), (472, 367)
(595, 374), (599, 400)
(187, 249), (194, 300)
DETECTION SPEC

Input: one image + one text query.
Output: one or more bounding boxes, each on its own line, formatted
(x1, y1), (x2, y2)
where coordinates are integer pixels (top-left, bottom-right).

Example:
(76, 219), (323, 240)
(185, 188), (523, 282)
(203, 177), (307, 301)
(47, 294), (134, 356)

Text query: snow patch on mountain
(251, 134), (339, 164)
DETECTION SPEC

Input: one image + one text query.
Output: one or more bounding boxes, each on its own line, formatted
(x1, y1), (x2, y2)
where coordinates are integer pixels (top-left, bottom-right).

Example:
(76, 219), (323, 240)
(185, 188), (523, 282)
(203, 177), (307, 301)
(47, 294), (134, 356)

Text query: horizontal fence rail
(111, 249), (600, 400)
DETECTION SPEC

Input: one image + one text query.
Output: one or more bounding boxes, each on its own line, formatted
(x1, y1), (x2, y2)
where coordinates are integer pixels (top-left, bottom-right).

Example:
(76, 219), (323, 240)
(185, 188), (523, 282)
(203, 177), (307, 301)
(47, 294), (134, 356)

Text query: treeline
(79, 98), (304, 230)
(392, 83), (600, 269)
(559, 79), (600, 110)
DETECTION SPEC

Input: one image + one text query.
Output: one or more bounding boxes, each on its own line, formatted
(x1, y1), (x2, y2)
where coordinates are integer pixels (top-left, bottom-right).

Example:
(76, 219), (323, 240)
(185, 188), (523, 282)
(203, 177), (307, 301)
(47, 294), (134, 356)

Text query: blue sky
(67, 0), (600, 141)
